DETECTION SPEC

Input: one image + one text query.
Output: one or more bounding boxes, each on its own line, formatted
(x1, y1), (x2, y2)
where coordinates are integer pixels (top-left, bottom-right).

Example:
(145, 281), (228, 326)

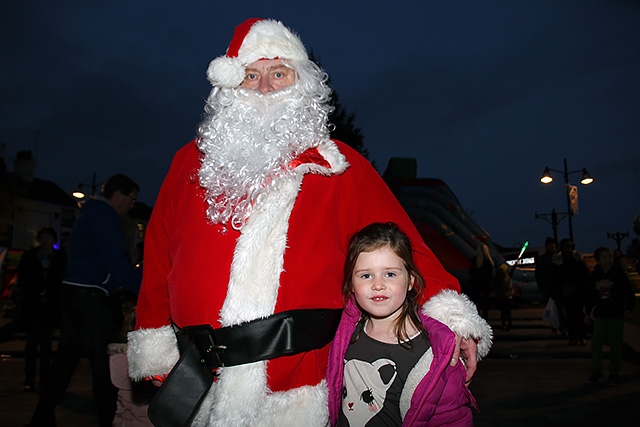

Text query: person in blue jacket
(28, 174), (142, 427)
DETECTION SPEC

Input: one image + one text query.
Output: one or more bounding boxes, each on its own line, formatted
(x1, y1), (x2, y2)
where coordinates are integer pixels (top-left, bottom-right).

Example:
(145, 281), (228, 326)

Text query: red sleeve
(135, 143), (196, 330)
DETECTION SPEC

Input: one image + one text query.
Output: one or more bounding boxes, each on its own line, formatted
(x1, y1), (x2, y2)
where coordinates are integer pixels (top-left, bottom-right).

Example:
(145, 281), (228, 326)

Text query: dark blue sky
(2, 0), (639, 253)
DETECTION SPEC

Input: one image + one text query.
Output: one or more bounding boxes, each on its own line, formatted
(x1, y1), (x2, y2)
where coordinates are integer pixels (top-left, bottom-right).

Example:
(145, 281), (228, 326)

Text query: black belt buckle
(183, 324), (226, 370)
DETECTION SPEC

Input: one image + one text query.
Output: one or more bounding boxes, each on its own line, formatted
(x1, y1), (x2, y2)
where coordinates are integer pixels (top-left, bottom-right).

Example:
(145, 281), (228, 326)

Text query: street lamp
(72, 172), (98, 200)
(535, 208), (565, 244)
(539, 158), (594, 243)
(607, 231), (629, 252)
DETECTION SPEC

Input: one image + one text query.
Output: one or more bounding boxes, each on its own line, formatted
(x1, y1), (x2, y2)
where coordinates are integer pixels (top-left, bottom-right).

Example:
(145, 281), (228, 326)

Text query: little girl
(327, 222), (486, 426)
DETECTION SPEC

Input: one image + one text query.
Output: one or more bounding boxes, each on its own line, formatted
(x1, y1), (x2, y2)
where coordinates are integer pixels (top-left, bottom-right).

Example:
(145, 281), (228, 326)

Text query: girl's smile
(351, 246), (415, 326)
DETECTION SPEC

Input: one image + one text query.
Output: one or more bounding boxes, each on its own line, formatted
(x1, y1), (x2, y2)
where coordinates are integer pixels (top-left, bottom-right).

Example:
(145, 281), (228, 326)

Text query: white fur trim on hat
(207, 56), (246, 89)
(207, 19), (308, 88)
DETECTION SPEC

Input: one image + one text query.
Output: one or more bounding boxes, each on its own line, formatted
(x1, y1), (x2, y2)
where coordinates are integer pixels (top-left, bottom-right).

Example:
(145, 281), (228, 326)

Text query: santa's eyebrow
(254, 64), (292, 74)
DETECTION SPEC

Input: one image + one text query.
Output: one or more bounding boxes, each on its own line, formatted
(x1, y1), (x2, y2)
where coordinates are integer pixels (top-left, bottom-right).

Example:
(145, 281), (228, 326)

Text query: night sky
(2, 0), (639, 254)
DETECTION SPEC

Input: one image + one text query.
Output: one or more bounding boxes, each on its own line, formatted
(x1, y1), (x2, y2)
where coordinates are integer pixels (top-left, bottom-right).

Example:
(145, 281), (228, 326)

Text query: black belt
(148, 308), (343, 427)
(177, 308), (343, 370)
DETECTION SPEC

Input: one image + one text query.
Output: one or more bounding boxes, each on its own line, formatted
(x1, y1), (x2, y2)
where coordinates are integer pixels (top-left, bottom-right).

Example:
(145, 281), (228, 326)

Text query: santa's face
(196, 59), (332, 229)
(241, 59), (296, 94)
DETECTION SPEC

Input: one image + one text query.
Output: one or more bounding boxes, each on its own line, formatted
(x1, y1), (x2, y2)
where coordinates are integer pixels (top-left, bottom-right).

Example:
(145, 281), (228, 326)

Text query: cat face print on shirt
(342, 358), (397, 425)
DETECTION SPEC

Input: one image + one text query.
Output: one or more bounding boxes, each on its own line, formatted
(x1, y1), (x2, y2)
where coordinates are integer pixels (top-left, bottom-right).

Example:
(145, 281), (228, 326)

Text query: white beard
(196, 82), (331, 230)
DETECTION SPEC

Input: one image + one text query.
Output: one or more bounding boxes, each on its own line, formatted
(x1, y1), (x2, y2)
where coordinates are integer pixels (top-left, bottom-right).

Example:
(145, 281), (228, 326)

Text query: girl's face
(351, 246), (415, 322)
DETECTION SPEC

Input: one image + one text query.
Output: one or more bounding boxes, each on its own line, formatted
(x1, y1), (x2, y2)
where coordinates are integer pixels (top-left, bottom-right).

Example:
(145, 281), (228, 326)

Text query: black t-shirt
(338, 322), (430, 427)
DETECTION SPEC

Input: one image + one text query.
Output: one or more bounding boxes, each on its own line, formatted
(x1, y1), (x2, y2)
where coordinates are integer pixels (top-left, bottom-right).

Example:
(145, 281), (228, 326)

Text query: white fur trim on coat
(422, 290), (493, 360)
(311, 140), (349, 175)
(126, 140), (347, 424)
(126, 325), (179, 381)
(192, 379), (329, 427)
(192, 140), (346, 426)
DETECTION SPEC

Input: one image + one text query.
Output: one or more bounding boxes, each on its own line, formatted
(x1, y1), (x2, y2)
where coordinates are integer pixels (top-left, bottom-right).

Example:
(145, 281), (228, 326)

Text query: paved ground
(0, 357), (97, 427)
(470, 304), (640, 427)
(1, 300), (639, 427)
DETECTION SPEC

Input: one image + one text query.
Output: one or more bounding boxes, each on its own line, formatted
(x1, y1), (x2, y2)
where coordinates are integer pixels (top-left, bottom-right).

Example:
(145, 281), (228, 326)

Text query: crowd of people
(468, 234), (636, 390)
(535, 237), (636, 386)
(26, 174), (144, 427)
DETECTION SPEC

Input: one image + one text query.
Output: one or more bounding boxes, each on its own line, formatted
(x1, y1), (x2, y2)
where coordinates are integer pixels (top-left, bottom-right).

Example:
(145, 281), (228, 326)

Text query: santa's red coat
(129, 139), (460, 425)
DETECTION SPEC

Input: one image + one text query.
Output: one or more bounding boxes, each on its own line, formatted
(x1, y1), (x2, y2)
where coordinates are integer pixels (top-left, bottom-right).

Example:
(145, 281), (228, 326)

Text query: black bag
(147, 326), (216, 427)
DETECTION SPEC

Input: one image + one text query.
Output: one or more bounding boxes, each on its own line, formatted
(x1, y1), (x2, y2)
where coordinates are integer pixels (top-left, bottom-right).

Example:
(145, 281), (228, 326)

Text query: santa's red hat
(206, 18), (308, 88)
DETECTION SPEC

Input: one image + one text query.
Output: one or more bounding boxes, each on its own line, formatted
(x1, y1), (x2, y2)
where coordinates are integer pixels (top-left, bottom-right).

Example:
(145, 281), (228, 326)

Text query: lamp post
(72, 172), (98, 200)
(540, 158), (593, 243)
(607, 231), (629, 252)
(535, 208), (567, 244)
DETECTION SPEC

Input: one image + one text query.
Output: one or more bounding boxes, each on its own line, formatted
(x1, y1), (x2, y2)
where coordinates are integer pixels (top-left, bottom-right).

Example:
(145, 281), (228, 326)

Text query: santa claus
(128, 18), (492, 427)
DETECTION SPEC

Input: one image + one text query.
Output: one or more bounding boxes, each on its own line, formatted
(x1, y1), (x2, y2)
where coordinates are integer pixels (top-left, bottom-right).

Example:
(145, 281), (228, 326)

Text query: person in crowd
(16, 226), (67, 392)
(28, 174), (142, 427)
(535, 237), (563, 334)
(493, 264), (514, 332)
(586, 246), (636, 386)
(326, 222), (490, 426)
(127, 18), (492, 426)
(613, 248), (623, 264)
(469, 243), (495, 320)
(535, 237), (558, 302)
(553, 238), (590, 346)
(613, 249), (635, 275)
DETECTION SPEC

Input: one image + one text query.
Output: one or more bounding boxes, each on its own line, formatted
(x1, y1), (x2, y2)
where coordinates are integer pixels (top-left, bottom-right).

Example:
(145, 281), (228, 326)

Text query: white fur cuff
(127, 326), (180, 381)
(422, 290), (493, 360)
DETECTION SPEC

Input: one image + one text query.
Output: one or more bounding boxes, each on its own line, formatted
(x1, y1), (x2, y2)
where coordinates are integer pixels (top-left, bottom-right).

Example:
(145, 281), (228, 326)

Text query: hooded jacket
(327, 291), (491, 426)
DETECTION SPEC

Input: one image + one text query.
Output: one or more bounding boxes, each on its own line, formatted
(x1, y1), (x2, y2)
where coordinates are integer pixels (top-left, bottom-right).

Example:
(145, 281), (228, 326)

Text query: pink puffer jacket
(326, 294), (479, 426)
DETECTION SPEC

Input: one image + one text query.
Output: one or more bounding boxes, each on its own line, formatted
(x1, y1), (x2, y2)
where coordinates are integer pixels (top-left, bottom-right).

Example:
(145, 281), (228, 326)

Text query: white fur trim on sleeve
(422, 290), (493, 360)
(126, 326), (180, 381)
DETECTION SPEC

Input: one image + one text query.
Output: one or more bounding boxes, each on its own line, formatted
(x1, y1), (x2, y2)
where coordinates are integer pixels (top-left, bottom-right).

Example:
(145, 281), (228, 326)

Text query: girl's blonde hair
(342, 222), (426, 345)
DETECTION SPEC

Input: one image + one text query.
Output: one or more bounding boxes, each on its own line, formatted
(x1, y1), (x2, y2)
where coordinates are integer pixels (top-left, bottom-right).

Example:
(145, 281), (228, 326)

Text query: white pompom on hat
(206, 18), (308, 88)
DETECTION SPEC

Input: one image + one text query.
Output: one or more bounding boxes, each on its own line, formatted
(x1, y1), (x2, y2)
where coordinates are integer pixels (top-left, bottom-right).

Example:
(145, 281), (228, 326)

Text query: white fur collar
(196, 139), (346, 426)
